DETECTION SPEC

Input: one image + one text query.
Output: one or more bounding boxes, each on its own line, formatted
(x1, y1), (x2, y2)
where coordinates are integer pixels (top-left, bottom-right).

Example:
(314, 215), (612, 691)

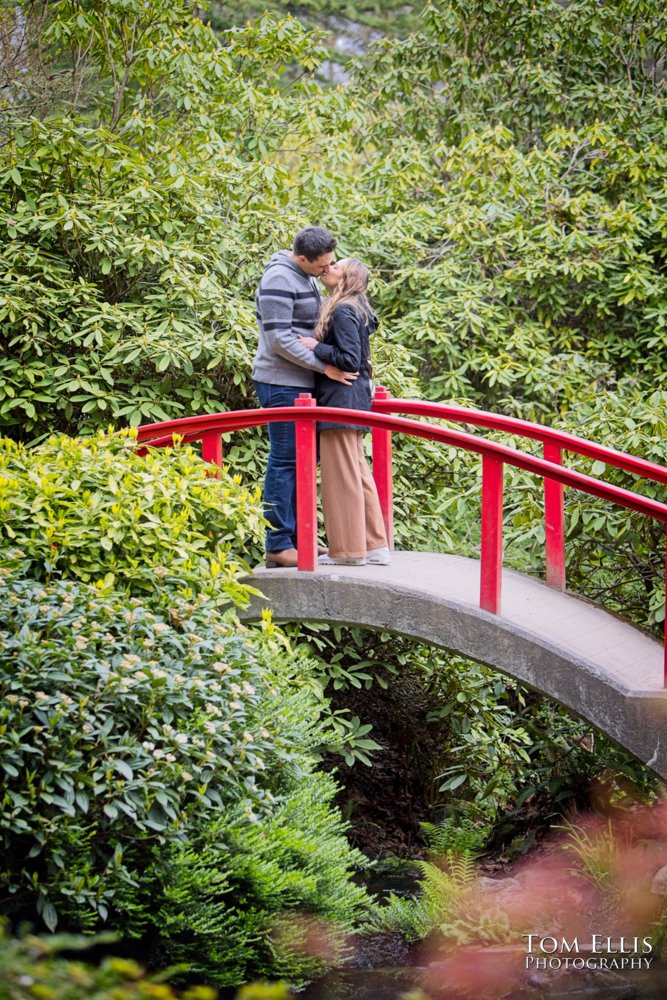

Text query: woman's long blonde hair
(314, 258), (375, 341)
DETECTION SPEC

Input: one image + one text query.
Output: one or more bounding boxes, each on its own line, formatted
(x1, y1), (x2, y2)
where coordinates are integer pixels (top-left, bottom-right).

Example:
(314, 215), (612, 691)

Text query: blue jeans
(254, 381), (303, 554)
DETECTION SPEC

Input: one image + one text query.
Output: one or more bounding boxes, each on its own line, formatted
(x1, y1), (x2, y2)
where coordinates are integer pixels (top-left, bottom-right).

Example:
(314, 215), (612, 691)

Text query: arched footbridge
(138, 390), (667, 779)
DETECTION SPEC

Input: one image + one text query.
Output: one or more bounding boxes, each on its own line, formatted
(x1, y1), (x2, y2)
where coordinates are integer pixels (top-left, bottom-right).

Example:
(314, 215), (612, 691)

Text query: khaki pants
(320, 429), (388, 559)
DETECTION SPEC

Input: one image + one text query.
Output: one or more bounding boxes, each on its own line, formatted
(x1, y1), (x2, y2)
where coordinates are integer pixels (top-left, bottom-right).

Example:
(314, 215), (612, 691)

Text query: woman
(298, 258), (390, 566)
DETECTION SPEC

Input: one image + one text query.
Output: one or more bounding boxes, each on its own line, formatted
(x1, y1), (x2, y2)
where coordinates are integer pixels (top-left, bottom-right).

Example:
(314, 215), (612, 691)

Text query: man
(253, 226), (358, 567)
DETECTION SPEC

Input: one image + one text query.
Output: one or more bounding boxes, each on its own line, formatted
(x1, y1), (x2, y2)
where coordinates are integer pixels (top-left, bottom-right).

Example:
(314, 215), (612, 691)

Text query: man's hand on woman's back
(297, 336), (357, 385)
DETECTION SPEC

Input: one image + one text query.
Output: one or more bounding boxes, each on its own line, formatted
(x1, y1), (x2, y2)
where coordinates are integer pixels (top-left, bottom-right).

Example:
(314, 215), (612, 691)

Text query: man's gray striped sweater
(252, 250), (327, 387)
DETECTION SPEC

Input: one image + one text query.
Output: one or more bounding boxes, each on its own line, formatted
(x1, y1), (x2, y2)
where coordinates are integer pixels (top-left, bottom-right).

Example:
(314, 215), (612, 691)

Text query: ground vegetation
(0, 434), (371, 985)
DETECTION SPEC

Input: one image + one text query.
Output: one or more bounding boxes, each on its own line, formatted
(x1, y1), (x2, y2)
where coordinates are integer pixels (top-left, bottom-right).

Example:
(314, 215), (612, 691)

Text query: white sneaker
(318, 554), (367, 566)
(366, 546), (390, 565)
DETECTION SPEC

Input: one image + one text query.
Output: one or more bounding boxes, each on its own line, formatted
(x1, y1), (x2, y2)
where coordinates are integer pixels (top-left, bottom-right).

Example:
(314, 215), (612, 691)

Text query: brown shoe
(265, 547), (299, 568)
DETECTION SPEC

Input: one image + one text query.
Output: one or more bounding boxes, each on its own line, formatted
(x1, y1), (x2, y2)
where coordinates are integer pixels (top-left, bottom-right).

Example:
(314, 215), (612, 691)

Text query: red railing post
(544, 441), (566, 592)
(295, 394), (317, 572)
(480, 456), (504, 614)
(201, 430), (223, 477)
(664, 524), (667, 688)
(372, 385), (394, 549)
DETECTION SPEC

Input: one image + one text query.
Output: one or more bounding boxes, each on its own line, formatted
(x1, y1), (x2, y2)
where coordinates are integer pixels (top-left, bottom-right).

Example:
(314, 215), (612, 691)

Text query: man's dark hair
(293, 226), (336, 261)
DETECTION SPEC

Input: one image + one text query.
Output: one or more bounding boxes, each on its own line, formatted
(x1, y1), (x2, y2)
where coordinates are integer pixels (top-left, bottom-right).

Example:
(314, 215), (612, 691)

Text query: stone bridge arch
(241, 552), (667, 779)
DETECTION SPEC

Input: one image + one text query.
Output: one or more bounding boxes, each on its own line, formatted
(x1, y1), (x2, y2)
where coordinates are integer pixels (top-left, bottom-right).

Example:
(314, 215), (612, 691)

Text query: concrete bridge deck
(241, 551), (667, 779)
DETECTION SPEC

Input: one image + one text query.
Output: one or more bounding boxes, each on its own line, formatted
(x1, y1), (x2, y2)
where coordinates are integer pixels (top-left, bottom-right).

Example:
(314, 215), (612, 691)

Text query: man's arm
(258, 282), (327, 372)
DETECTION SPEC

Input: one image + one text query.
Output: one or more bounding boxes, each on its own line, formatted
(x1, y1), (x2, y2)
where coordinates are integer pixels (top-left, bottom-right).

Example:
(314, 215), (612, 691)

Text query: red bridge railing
(137, 390), (667, 685)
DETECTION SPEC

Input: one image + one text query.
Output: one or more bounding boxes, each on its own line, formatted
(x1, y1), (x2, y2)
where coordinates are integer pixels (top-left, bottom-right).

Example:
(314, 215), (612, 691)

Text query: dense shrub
(0, 431), (264, 603)
(0, 428), (370, 984)
(151, 776), (368, 983)
(0, 573), (370, 984)
(0, 3), (344, 441)
(0, 109), (259, 439)
(346, 1), (667, 405)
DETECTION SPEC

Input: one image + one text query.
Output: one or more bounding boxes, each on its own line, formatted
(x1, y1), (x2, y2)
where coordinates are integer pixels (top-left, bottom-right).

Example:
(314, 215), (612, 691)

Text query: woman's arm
(310, 306), (363, 372)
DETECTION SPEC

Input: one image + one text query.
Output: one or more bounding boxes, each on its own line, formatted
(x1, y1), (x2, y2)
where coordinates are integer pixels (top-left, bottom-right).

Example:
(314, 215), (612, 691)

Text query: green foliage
(555, 383), (667, 631)
(0, 431), (264, 604)
(559, 818), (622, 896)
(324, 0), (667, 411)
(359, 0), (667, 145)
(263, 625), (386, 767)
(420, 814), (489, 857)
(0, 106), (256, 435)
(236, 985), (292, 1000)
(354, 118), (667, 404)
(425, 652), (659, 826)
(0, 573), (295, 923)
(148, 775), (369, 985)
(209, 0), (422, 35)
(0, 572), (370, 983)
(368, 856), (475, 942)
(208, 1), (423, 86)
(4, 0), (667, 500)
(292, 623), (400, 694)
(305, 624), (659, 858)
(368, 850), (519, 947)
(0, 921), (219, 1000)
(0, 3), (348, 440)
(324, 714), (381, 768)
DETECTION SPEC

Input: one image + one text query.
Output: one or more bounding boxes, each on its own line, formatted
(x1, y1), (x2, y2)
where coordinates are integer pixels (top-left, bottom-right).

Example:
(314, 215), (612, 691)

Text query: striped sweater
(252, 250), (327, 387)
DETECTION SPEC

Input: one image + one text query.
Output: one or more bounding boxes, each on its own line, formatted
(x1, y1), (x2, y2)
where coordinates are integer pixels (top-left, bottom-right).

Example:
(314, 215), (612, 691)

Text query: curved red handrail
(137, 405), (667, 522)
(371, 390), (667, 486)
(137, 393), (667, 488)
(137, 394), (667, 684)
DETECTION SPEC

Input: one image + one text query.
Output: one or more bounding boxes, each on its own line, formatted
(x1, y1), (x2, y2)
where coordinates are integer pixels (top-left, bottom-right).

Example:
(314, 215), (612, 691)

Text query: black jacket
(313, 303), (378, 432)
